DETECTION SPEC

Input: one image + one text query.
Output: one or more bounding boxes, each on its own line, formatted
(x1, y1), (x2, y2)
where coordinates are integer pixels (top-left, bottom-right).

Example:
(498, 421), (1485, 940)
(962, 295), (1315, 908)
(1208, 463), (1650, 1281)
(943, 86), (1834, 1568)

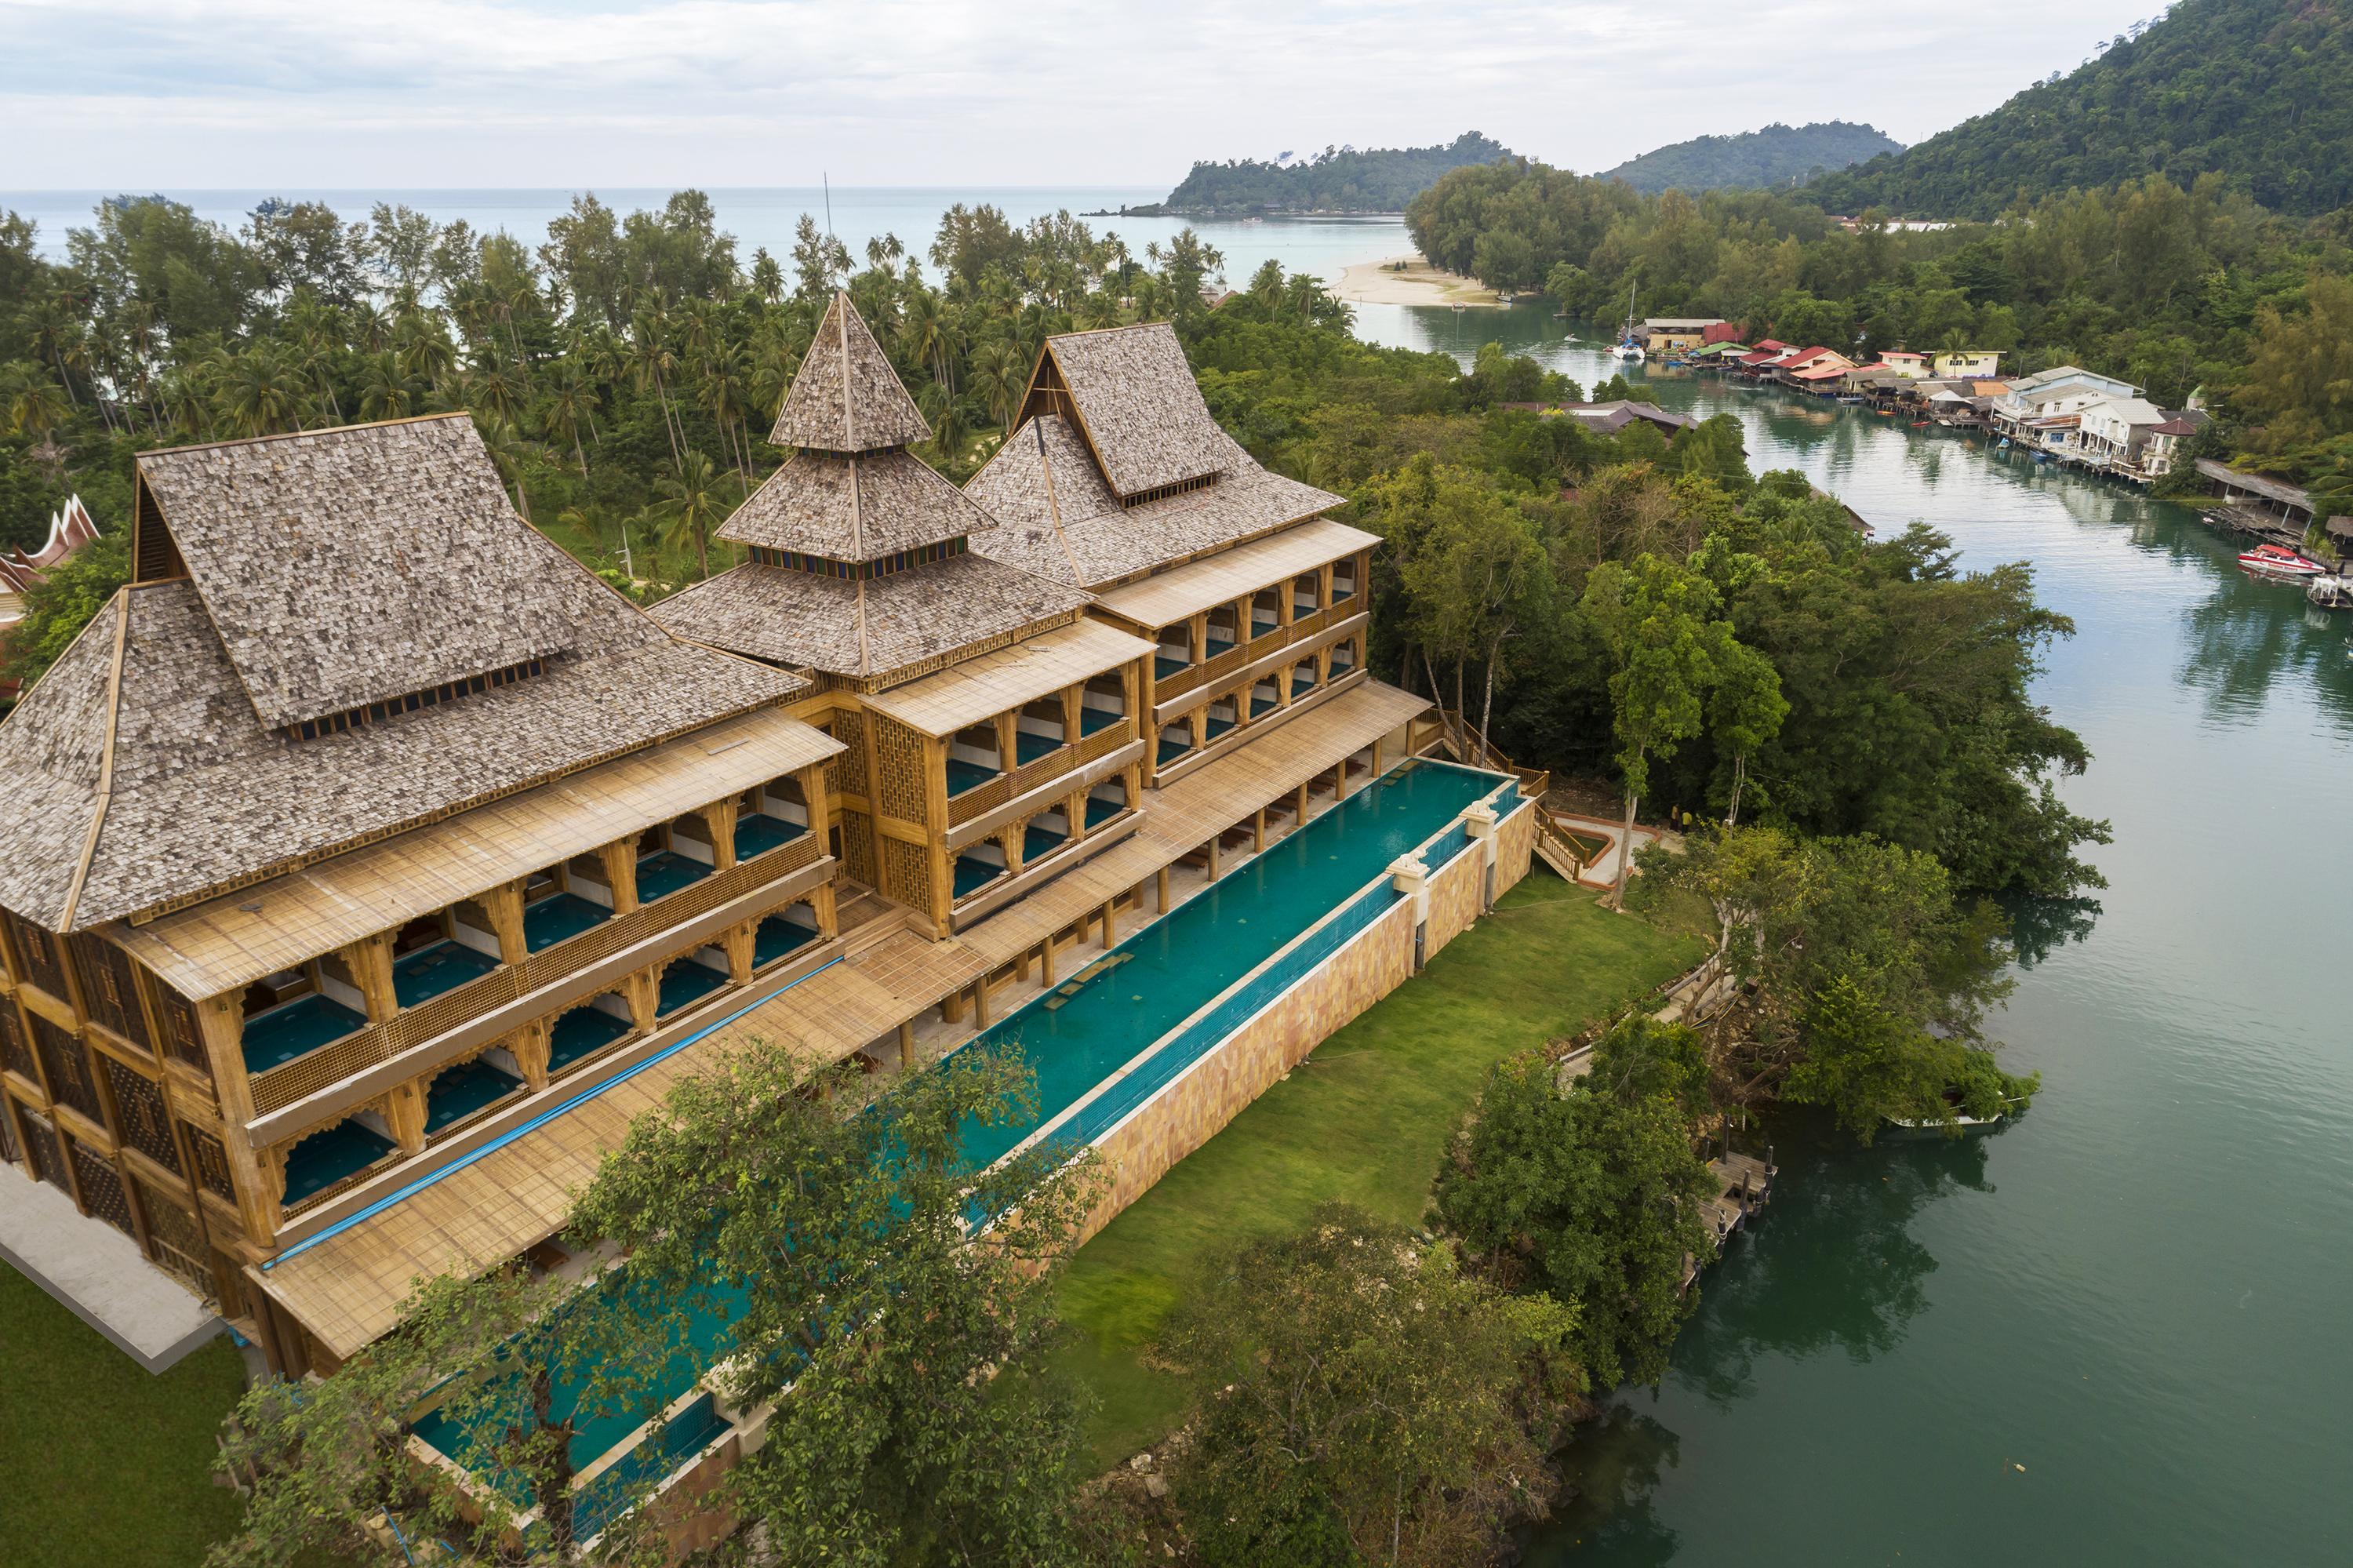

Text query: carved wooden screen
(185, 1126), (238, 1204)
(102, 1055), (180, 1174)
(68, 935), (153, 1052)
(31, 1016), (102, 1124)
(71, 1141), (134, 1235)
(20, 1108), (67, 1191)
(0, 1004), (36, 1085)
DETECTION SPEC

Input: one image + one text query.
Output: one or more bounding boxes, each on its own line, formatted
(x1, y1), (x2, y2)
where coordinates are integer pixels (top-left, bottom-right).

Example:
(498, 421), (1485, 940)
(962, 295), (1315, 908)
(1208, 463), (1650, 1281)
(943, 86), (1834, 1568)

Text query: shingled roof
(770, 291), (931, 453)
(0, 431), (805, 933)
(1035, 323), (1230, 497)
(964, 413), (1340, 590)
(136, 416), (581, 732)
(652, 552), (1090, 683)
(717, 448), (993, 558)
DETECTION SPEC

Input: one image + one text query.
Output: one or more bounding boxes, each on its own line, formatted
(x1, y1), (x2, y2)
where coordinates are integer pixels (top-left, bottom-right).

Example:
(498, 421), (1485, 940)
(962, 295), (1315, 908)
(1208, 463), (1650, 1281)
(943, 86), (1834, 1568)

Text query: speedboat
(1608, 271), (1644, 361)
(2238, 544), (2329, 578)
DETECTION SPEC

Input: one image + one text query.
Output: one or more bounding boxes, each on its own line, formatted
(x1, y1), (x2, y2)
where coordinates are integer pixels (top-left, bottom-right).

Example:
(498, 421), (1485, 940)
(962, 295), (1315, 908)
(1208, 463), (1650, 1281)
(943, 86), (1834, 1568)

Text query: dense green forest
(1140, 132), (1512, 213)
(1405, 158), (2353, 484)
(1809, 0), (2353, 219)
(1598, 121), (1902, 195)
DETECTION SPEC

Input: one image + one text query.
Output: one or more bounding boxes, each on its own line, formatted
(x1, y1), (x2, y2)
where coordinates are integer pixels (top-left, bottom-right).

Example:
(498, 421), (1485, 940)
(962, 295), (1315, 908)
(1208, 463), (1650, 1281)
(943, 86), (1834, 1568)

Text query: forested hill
(1807, 0), (2353, 219)
(1598, 122), (1901, 195)
(1138, 133), (1513, 214)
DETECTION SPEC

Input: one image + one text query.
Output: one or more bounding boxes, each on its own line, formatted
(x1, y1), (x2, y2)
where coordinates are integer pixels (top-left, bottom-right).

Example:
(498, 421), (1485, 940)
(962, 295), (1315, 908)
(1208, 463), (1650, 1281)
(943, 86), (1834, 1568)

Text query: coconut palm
(540, 361), (600, 475)
(656, 449), (728, 579)
(629, 307), (686, 468)
(355, 352), (418, 422)
(474, 416), (549, 521)
(0, 361), (71, 445)
(213, 344), (308, 438)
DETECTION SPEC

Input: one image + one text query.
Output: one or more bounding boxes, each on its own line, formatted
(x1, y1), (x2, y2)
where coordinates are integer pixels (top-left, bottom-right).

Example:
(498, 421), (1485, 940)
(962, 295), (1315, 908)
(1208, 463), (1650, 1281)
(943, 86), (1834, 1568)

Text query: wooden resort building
(0, 294), (1542, 1551)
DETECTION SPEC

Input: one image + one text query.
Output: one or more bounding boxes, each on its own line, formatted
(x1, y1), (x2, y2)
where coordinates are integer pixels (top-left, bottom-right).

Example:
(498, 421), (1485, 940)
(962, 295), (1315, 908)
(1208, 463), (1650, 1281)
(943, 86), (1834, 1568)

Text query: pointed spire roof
(770, 291), (931, 453)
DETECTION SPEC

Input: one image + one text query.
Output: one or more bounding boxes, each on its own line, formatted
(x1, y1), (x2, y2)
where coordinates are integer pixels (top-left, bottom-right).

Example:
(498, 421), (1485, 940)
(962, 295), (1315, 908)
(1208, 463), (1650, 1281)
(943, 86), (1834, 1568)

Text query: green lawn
(1052, 875), (1707, 1463)
(0, 1265), (249, 1568)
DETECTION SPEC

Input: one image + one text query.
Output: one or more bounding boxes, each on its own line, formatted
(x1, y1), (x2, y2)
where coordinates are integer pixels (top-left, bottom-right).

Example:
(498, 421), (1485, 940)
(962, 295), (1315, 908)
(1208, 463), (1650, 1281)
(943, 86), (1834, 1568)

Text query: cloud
(1, 0), (2161, 188)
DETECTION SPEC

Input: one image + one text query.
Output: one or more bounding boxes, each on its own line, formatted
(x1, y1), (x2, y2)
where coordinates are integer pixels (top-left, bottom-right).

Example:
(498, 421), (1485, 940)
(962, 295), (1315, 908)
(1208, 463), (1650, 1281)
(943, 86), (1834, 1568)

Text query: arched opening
(753, 903), (822, 968)
(1251, 584), (1283, 639)
(1153, 623), (1192, 682)
(954, 838), (1008, 900)
(238, 961), (364, 1074)
(947, 723), (1002, 799)
(547, 995), (632, 1075)
(522, 861), (611, 952)
(1293, 569), (1322, 618)
(1249, 676), (1282, 719)
(1156, 716), (1195, 766)
(1204, 602), (1240, 658)
(655, 948), (729, 1018)
(1202, 692), (1238, 745)
(1289, 657), (1320, 701)
(1024, 806), (1071, 863)
(391, 912), (497, 1008)
(636, 815), (715, 901)
(1079, 671), (1127, 736)
(736, 773), (810, 860)
(422, 1050), (525, 1139)
(1086, 775), (1129, 829)
(281, 1111), (397, 1210)
(1016, 697), (1067, 765)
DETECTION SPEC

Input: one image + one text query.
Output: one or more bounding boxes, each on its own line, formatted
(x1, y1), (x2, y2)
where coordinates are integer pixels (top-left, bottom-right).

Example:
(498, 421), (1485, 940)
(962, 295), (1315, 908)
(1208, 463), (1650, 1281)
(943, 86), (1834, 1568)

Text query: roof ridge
(56, 586), (133, 930)
(135, 410), (468, 462)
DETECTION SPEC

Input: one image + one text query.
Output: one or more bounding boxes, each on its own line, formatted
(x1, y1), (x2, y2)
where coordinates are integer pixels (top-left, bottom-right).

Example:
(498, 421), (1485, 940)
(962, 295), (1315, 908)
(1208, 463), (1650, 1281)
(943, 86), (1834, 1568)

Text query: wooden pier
(1682, 1148), (1777, 1289)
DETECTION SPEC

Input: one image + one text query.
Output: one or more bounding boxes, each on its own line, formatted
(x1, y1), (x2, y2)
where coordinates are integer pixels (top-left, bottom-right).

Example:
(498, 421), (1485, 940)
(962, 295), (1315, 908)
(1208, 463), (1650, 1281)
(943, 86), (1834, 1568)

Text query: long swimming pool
(413, 758), (1507, 1506)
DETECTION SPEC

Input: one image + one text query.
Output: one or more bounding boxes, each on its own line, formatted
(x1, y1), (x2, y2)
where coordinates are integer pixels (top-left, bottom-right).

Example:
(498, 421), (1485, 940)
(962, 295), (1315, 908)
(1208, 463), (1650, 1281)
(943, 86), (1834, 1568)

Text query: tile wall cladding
(1424, 843), (1486, 959)
(1075, 895), (1417, 1246)
(1497, 798), (1537, 892)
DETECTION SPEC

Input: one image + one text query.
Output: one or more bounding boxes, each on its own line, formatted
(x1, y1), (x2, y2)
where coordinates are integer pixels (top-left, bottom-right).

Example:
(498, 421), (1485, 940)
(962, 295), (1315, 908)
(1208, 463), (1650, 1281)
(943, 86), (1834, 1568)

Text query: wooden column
(812, 879), (839, 940)
(1156, 867), (1170, 911)
(798, 762), (833, 846)
(1371, 737), (1383, 781)
(1040, 933), (1057, 988)
(1206, 835), (1222, 882)
(482, 879), (529, 965)
(194, 993), (276, 1248)
(384, 1083), (427, 1156)
(1100, 900), (1116, 948)
(722, 920), (756, 985)
(600, 839), (640, 916)
(896, 1020), (914, 1070)
(703, 797), (741, 873)
(345, 935), (398, 1024)
(1253, 807), (1267, 853)
(511, 1019), (553, 1091)
(972, 981), (991, 1028)
(1296, 780), (1311, 826)
(623, 968), (659, 1033)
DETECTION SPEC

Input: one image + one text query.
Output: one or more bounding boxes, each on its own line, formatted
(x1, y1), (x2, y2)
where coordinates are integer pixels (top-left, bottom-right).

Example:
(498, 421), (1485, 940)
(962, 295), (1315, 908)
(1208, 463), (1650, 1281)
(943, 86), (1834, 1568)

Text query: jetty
(1685, 1149), (1777, 1289)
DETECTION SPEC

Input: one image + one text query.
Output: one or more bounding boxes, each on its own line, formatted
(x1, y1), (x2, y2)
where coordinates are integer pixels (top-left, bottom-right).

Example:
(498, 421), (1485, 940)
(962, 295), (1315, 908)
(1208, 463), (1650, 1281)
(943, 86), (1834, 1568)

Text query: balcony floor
(523, 892), (609, 954)
(634, 849), (711, 903)
(1153, 654), (1189, 682)
(1156, 735), (1193, 766)
(547, 1006), (631, 1073)
(753, 915), (820, 968)
(283, 1119), (395, 1207)
(655, 959), (729, 1018)
(242, 994), (367, 1075)
(392, 940), (499, 1009)
(954, 854), (1005, 899)
(945, 758), (1000, 799)
(1085, 795), (1124, 828)
(1078, 706), (1123, 736)
(733, 813), (807, 861)
(1023, 823), (1068, 861)
(1014, 731), (1061, 765)
(424, 1057), (524, 1135)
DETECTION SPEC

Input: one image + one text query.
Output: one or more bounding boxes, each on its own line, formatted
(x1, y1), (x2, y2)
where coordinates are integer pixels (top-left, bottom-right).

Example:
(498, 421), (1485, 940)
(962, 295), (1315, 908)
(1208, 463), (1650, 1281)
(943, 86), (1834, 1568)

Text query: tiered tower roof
(653, 292), (1089, 684)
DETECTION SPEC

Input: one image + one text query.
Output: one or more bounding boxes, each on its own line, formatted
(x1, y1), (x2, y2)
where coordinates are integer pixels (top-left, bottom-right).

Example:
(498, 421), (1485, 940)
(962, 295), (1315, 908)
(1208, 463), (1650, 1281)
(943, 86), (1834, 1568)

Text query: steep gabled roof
(769, 291), (931, 452)
(136, 415), (580, 731)
(1033, 323), (1230, 498)
(717, 449), (994, 558)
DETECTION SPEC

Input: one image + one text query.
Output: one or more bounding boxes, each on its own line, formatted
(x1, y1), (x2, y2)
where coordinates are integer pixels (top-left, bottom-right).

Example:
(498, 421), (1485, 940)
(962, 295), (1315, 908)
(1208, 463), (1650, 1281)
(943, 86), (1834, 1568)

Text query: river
(1362, 304), (2350, 1565)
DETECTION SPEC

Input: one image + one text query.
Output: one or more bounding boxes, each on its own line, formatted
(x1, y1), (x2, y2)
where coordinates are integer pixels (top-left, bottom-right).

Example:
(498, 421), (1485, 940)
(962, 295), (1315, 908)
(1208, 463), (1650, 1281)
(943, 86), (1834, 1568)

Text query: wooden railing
(1155, 604), (1345, 706)
(946, 722), (1134, 828)
(1423, 707), (1550, 799)
(247, 833), (825, 1115)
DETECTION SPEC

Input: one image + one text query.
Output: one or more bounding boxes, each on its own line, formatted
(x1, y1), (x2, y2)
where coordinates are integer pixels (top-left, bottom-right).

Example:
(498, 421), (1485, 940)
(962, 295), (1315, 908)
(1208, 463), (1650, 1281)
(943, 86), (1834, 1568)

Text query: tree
(1579, 555), (1742, 908)
(1705, 638), (1786, 825)
(1163, 1206), (1577, 1568)
(211, 1268), (682, 1567)
(654, 449), (727, 578)
(1393, 469), (1551, 763)
(1636, 824), (2035, 1136)
(0, 530), (129, 693)
(568, 1041), (1107, 1568)
(1435, 1032), (1715, 1391)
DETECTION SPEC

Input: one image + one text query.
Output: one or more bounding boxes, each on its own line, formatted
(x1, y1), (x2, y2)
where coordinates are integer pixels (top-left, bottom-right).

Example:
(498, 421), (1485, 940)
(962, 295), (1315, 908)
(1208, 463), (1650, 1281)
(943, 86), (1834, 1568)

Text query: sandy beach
(1333, 254), (1501, 307)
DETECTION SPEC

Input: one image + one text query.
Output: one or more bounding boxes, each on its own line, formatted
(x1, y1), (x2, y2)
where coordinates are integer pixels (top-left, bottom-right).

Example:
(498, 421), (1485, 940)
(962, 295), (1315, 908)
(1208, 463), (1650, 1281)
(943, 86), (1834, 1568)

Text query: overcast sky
(3, 1), (2164, 190)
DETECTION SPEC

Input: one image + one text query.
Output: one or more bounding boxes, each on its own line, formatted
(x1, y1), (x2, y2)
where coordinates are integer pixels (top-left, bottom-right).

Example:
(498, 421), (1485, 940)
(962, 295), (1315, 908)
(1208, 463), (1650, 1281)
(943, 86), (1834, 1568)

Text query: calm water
(1402, 322), (2351, 1565)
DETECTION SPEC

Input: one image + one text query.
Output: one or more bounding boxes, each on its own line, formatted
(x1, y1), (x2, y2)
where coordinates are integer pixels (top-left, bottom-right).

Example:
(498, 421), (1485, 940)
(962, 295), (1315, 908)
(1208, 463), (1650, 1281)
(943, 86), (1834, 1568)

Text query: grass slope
(0, 1265), (248, 1568)
(1053, 877), (1707, 1463)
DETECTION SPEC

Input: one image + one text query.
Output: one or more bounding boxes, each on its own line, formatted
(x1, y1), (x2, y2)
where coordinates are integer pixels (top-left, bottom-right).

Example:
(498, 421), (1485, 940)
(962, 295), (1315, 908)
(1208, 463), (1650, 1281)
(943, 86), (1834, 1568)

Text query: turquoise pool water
(732, 813), (805, 860)
(241, 993), (366, 1073)
(547, 1005), (630, 1072)
(409, 759), (1506, 1504)
(634, 850), (710, 903)
(655, 959), (728, 1018)
(752, 914), (818, 967)
(524, 893), (609, 953)
(424, 1057), (523, 1134)
(393, 940), (500, 1008)
(283, 1118), (395, 1205)
(944, 757), (998, 798)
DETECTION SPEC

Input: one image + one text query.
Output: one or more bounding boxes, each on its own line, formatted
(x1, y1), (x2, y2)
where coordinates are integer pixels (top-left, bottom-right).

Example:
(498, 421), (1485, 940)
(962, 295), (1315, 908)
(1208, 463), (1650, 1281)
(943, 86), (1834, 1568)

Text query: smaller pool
(656, 960), (728, 1018)
(524, 893), (609, 953)
(547, 1006), (631, 1073)
(733, 813), (806, 860)
(242, 994), (367, 1074)
(283, 1119), (395, 1206)
(393, 941), (500, 1009)
(753, 915), (819, 967)
(635, 851), (711, 903)
(424, 1058), (524, 1135)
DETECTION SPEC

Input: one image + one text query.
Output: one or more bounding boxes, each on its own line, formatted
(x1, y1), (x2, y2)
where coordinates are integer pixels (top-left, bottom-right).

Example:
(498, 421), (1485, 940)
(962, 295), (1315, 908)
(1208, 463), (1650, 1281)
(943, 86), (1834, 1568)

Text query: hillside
(1808, 0), (2353, 218)
(1129, 132), (1513, 215)
(1598, 121), (1902, 194)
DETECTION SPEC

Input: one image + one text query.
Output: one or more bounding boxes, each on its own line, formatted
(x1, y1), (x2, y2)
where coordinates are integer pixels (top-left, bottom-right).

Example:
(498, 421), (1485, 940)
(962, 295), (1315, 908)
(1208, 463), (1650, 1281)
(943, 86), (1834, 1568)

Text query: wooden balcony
(246, 833), (827, 1119)
(945, 721), (1136, 828)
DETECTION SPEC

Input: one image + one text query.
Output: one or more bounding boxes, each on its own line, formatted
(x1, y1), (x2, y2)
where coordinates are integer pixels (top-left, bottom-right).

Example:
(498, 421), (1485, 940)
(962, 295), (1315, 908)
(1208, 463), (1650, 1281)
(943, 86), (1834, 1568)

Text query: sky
(2, 1), (2167, 191)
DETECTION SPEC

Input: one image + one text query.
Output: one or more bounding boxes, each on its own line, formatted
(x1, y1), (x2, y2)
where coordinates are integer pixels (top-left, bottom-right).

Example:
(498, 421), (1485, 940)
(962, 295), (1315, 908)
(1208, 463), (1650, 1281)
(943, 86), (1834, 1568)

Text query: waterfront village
(0, 298), (1581, 1548)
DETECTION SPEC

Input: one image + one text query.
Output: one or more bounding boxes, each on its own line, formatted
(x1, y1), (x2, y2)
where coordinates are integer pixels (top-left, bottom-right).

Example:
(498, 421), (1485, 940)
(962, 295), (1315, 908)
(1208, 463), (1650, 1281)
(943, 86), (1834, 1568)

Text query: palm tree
(213, 344), (307, 438)
(1079, 289), (1122, 330)
(0, 362), (71, 446)
(355, 352), (418, 422)
(475, 416), (549, 522)
(540, 361), (600, 475)
(394, 310), (456, 385)
(897, 291), (957, 393)
(629, 307), (686, 468)
(970, 339), (1027, 431)
(656, 450), (728, 579)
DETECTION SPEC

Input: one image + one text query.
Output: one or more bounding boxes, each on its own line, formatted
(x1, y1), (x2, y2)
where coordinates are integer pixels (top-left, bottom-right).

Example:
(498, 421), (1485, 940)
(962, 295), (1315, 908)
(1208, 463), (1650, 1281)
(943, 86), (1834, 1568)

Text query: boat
(1607, 273), (1644, 362)
(1885, 1090), (2020, 1137)
(2238, 544), (2329, 579)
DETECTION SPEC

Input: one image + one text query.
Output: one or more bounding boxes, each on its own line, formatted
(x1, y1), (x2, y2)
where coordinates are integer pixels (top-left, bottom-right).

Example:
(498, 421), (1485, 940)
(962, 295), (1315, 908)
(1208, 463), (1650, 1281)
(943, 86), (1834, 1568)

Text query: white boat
(1608, 273), (1645, 362)
(2238, 544), (2329, 578)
